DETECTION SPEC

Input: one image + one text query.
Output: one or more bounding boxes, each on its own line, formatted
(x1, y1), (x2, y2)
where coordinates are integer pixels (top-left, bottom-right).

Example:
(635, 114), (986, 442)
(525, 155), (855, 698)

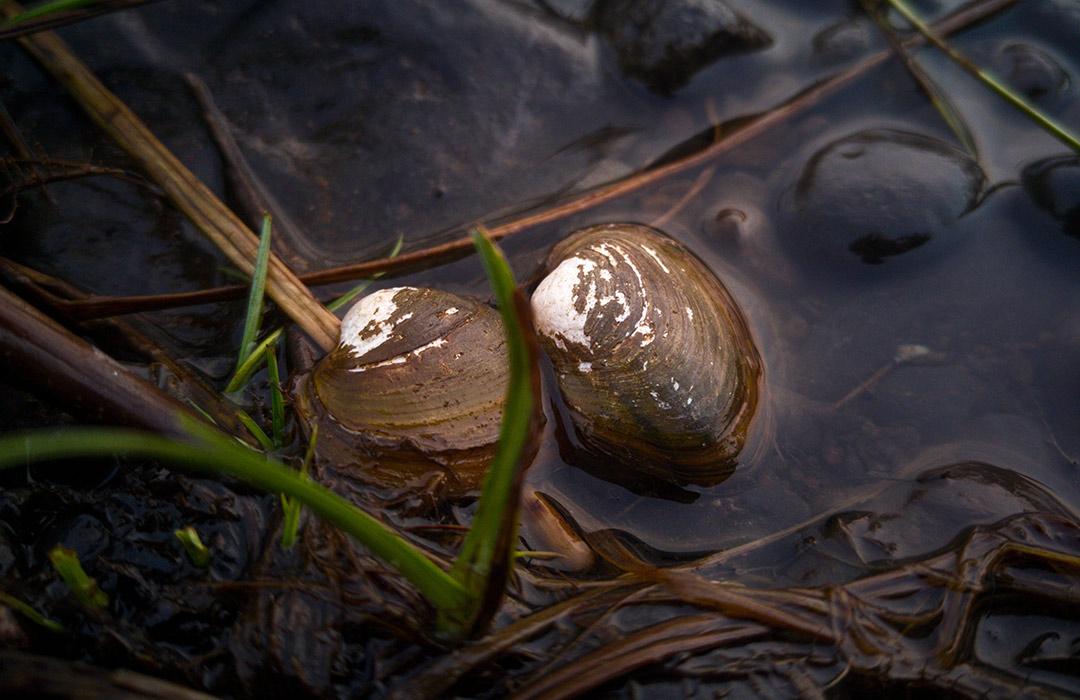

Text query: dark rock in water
(811, 15), (876, 63)
(790, 129), (984, 270)
(594, 0), (771, 93)
(1022, 155), (1080, 239)
(995, 42), (1070, 102)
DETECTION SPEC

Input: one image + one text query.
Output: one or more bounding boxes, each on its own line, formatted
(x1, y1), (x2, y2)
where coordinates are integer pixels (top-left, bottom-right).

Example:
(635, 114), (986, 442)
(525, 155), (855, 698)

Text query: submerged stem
(886, 0), (1080, 152)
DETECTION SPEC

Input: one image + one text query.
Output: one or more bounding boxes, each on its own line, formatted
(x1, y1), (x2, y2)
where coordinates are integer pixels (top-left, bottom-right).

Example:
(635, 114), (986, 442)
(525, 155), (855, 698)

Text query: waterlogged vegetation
(0, 228), (537, 639)
(1, 0), (1079, 697)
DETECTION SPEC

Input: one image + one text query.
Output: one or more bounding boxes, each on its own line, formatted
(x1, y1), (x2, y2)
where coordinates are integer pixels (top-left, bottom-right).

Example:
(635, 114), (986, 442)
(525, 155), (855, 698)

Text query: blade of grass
(279, 492), (301, 550)
(326, 234), (405, 312)
(0, 2), (341, 350)
(0, 0), (156, 40)
(235, 214), (272, 372)
(0, 422), (471, 616)
(223, 234), (404, 393)
(886, 0), (1080, 153)
(225, 329), (284, 393)
(235, 409), (273, 452)
(174, 526), (210, 568)
(862, 0), (980, 161)
(281, 424), (317, 550)
(48, 546), (107, 609)
(3, 0), (102, 23)
(265, 346), (285, 448)
(441, 227), (540, 637)
(0, 591), (63, 632)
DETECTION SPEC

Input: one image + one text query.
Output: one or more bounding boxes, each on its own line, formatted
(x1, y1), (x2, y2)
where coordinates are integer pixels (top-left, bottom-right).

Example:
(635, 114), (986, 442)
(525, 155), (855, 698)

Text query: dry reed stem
(38, 0), (1020, 323)
(1, 2), (339, 351)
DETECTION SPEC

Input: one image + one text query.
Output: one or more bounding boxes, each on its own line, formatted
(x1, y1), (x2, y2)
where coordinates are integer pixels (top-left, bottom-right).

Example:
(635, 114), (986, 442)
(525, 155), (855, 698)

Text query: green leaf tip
(439, 227), (540, 638)
(175, 526), (211, 568)
(235, 213), (273, 376)
(48, 545), (107, 610)
(0, 591), (63, 633)
(281, 424), (318, 551)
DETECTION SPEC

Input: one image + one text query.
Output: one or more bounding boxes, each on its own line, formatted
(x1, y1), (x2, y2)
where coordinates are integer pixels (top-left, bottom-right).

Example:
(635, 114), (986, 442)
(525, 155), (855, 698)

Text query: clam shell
(296, 286), (508, 492)
(531, 223), (761, 485)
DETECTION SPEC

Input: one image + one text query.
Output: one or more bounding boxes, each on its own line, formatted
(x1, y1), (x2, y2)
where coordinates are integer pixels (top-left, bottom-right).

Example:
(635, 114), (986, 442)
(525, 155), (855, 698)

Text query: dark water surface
(2, 0), (1080, 696)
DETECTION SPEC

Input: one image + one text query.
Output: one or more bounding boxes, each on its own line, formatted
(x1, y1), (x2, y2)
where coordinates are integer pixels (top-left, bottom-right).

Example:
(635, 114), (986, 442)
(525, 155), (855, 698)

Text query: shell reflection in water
(295, 286), (508, 493)
(531, 223), (762, 487)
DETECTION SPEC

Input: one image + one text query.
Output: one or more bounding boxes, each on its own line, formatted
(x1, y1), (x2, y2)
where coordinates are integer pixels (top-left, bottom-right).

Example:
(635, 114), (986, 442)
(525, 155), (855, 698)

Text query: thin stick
(649, 167), (716, 228)
(185, 72), (325, 271)
(0, 283), (203, 437)
(283, 0), (1020, 288)
(0, 650), (215, 700)
(29, 0), (1020, 321)
(0, 256), (254, 441)
(0, 101), (52, 205)
(0, 0), (162, 41)
(887, 0), (1080, 152)
(0, 157), (157, 197)
(2, 2), (340, 351)
(862, 0), (980, 161)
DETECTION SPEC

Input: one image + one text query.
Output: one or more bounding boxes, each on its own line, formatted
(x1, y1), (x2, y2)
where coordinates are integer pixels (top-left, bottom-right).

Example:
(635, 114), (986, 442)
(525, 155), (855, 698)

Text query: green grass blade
(224, 234), (404, 392)
(235, 214), (273, 374)
(279, 493), (300, 550)
(265, 346), (285, 448)
(863, 0), (979, 160)
(281, 424), (317, 550)
(2, 0), (98, 25)
(886, 0), (1080, 153)
(326, 234), (405, 312)
(48, 545), (107, 609)
(0, 591), (63, 632)
(224, 328), (283, 393)
(236, 408), (273, 452)
(442, 228), (539, 636)
(174, 526), (211, 568)
(0, 423), (470, 615)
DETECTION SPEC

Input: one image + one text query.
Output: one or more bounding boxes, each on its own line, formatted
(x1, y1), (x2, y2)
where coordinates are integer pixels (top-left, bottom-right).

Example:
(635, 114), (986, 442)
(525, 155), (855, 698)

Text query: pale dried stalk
(2, 2), (340, 351)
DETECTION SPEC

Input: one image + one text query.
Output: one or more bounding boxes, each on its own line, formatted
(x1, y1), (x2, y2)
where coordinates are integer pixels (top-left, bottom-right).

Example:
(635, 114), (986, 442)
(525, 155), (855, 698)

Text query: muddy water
(2, 0), (1080, 695)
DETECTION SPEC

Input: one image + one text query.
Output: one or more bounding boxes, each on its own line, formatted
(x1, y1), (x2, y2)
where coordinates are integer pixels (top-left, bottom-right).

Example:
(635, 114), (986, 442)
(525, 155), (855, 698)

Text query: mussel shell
(295, 287), (508, 492)
(531, 223), (761, 486)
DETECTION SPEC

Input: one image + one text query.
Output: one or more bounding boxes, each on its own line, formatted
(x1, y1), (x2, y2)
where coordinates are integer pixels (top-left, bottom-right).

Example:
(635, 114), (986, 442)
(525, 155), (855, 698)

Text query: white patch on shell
(340, 287), (415, 358)
(634, 321), (655, 346)
(604, 242), (654, 347)
(348, 337), (448, 373)
(592, 243), (621, 268)
(578, 362), (592, 373)
(532, 256), (598, 349)
(539, 237), (666, 350)
(607, 290), (631, 322)
(641, 244), (670, 273)
(686, 306), (693, 322)
(444, 307), (459, 316)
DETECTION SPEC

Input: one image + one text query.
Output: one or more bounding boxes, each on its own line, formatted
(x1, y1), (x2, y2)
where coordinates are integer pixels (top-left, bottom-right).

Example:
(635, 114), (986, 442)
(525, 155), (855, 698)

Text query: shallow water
(2, 0), (1079, 695)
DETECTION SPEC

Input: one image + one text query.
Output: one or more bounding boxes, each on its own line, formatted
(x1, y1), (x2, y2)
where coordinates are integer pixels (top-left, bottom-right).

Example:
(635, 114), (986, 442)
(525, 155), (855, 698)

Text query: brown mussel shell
(531, 223), (762, 486)
(295, 286), (508, 493)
